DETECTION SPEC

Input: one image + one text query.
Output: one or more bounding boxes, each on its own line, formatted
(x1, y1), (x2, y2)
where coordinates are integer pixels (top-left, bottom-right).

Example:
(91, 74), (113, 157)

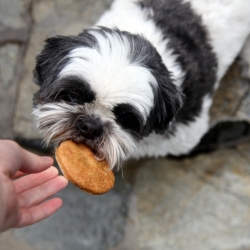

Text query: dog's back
(98, 0), (250, 83)
(97, 0), (250, 158)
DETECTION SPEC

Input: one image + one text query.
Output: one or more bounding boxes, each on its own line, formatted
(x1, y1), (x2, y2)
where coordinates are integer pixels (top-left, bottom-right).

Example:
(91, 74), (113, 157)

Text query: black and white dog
(33, 0), (250, 169)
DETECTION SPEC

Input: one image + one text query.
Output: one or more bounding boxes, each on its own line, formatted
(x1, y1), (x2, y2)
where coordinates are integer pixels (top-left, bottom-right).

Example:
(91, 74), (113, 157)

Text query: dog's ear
(150, 77), (183, 133)
(33, 32), (98, 88)
(33, 36), (74, 88)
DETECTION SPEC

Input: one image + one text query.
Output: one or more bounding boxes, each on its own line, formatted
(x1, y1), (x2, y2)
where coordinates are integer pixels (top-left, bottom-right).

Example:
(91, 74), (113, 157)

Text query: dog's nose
(78, 117), (103, 140)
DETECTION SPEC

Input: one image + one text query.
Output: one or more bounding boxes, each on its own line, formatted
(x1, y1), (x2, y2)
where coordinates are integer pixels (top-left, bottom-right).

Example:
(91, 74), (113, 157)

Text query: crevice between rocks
(0, 28), (29, 46)
(232, 80), (250, 117)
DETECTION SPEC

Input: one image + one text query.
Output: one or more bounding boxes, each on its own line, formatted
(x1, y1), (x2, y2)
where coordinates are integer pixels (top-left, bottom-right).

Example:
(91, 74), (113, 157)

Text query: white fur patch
(96, 0), (186, 88)
(59, 30), (157, 122)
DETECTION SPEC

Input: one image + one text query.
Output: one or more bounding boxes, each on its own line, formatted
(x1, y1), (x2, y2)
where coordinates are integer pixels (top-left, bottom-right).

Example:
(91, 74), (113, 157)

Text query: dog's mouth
(70, 130), (107, 161)
(52, 127), (135, 169)
(42, 123), (108, 164)
(33, 103), (137, 169)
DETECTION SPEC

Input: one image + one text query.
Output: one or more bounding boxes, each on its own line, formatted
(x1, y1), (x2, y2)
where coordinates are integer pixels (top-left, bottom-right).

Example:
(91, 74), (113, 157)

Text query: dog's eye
(67, 92), (79, 102)
(57, 91), (79, 103)
(113, 103), (143, 134)
(118, 112), (140, 132)
(116, 111), (141, 133)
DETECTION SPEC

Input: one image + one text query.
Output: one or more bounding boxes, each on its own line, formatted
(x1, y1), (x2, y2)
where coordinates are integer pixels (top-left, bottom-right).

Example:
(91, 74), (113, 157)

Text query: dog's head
(33, 27), (182, 168)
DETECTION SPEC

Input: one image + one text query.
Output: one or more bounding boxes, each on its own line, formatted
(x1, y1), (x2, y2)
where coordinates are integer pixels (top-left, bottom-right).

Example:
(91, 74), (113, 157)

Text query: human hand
(0, 140), (68, 232)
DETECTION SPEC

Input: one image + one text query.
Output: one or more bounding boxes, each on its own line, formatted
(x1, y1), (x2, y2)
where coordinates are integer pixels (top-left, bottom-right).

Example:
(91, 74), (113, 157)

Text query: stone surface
(0, 44), (21, 139)
(0, 0), (29, 32)
(0, 45), (20, 88)
(236, 86), (250, 121)
(0, 230), (37, 250)
(210, 63), (250, 125)
(134, 142), (250, 250)
(210, 62), (250, 126)
(0, 0), (31, 139)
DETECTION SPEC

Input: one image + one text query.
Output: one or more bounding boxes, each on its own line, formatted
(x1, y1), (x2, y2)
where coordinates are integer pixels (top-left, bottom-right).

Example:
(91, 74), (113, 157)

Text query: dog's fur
(33, 0), (250, 169)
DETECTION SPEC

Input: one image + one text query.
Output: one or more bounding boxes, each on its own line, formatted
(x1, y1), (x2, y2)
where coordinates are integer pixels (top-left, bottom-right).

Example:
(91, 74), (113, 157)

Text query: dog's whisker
(33, 102), (138, 169)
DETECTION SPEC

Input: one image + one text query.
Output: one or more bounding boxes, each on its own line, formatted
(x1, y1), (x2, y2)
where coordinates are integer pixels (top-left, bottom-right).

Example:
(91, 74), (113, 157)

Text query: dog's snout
(78, 117), (103, 140)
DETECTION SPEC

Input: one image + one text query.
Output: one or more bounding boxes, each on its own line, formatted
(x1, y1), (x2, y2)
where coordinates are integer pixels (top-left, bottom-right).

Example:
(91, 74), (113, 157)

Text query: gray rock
(0, 230), (36, 250)
(236, 85), (250, 122)
(134, 142), (250, 250)
(0, 0), (31, 139)
(210, 63), (250, 125)
(0, 0), (30, 138)
(0, 44), (20, 88)
(0, 0), (29, 32)
(0, 44), (21, 139)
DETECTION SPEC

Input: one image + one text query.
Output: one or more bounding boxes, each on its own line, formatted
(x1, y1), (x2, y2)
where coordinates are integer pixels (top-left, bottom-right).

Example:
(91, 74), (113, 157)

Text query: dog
(32, 0), (250, 169)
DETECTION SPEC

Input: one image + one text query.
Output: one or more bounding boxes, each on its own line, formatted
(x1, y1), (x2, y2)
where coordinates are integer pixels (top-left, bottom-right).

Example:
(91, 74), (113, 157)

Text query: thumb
(19, 148), (54, 175)
(0, 140), (53, 177)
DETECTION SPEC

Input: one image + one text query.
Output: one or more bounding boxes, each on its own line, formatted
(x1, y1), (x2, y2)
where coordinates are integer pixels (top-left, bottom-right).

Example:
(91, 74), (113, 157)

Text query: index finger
(0, 140), (53, 177)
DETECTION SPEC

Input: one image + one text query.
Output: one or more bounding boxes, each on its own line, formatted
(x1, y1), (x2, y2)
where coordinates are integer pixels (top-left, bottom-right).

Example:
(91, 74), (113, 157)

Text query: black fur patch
(34, 76), (96, 105)
(33, 32), (98, 86)
(139, 0), (218, 123)
(33, 31), (98, 105)
(113, 103), (144, 136)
